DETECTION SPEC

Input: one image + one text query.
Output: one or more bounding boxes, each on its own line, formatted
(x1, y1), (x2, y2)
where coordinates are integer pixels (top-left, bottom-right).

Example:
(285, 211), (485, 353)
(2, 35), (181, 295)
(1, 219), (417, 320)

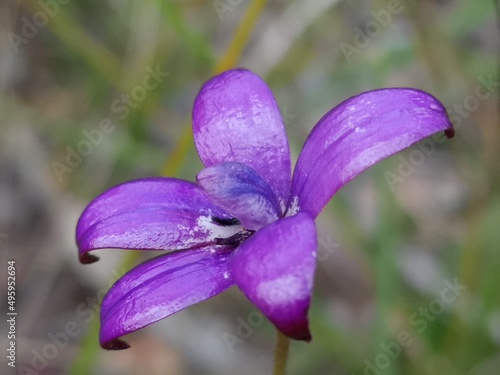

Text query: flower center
(211, 216), (255, 246)
(214, 229), (255, 246)
(211, 216), (241, 226)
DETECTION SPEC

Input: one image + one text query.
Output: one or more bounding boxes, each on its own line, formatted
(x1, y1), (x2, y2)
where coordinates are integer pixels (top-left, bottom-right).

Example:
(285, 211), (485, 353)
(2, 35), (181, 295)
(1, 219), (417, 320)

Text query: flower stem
(273, 330), (290, 375)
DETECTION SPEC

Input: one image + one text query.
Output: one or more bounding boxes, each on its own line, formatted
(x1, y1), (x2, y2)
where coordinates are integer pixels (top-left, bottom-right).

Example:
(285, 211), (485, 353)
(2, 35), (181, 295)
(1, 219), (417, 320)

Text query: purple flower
(76, 69), (454, 350)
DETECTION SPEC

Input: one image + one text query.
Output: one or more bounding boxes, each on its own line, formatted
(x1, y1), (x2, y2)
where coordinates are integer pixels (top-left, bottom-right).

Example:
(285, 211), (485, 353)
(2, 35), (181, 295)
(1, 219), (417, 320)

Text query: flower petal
(100, 246), (234, 349)
(76, 178), (242, 264)
(289, 88), (454, 217)
(228, 212), (317, 341)
(192, 69), (291, 209)
(196, 162), (281, 230)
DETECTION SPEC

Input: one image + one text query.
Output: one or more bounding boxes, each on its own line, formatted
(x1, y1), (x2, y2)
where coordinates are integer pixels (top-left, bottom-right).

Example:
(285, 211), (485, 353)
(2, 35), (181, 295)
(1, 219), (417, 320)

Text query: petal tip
(281, 320), (312, 342)
(289, 329), (312, 342)
(445, 127), (455, 139)
(101, 339), (131, 350)
(79, 252), (100, 264)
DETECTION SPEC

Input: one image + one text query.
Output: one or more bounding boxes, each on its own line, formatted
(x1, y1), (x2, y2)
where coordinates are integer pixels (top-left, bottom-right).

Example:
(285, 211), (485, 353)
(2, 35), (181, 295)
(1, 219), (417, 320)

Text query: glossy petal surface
(197, 162), (281, 230)
(76, 178), (241, 263)
(193, 69), (291, 209)
(228, 212), (317, 341)
(289, 88), (454, 217)
(100, 246), (234, 349)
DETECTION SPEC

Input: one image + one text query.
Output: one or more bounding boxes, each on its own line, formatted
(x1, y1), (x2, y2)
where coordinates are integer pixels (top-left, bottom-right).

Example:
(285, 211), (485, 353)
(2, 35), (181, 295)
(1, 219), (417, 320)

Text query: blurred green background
(1, 0), (499, 374)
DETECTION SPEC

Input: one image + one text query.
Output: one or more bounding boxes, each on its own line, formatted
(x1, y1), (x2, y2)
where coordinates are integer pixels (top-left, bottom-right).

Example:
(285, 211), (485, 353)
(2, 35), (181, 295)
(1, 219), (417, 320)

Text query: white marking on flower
(176, 212), (242, 248)
(256, 274), (309, 306)
(279, 198), (287, 216)
(429, 103), (440, 111)
(285, 196), (300, 217)
(197, 215), (242, 238)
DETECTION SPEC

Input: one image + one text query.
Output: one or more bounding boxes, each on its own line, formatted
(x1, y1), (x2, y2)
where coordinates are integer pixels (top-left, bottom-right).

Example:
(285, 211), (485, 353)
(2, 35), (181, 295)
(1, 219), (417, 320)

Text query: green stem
(273, 330), (290, 375)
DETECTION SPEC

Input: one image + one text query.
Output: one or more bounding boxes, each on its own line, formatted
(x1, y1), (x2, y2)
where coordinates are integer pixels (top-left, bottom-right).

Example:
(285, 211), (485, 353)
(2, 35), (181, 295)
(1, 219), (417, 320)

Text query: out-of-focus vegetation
(1, 1), (499, 374)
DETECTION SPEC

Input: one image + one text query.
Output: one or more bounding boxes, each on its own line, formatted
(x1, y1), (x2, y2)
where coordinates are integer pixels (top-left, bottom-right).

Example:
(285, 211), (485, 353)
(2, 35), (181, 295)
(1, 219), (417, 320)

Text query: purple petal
(192, 69), (291, 210)
(289, 88), (454, 217)
(100, 246), (234, 349)
(228, 212), (317, 341)
(196, 162), (281, 230)
(76, 178), (242, 264)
